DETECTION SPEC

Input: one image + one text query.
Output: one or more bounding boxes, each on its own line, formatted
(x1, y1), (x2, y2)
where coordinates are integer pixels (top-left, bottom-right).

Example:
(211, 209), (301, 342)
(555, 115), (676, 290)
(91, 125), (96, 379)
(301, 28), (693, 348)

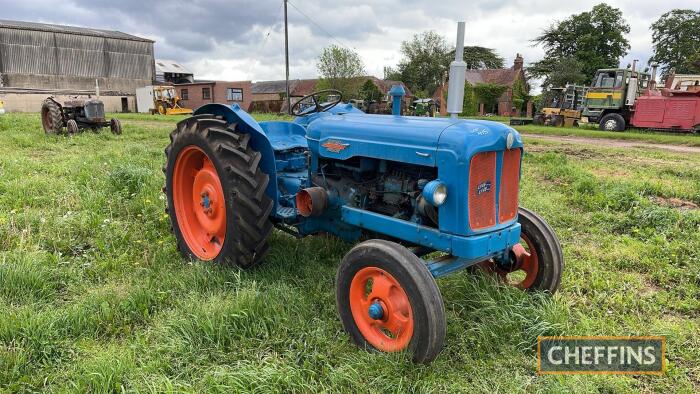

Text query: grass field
(0, 113), (699, 392)
(464, 116), (700, 147)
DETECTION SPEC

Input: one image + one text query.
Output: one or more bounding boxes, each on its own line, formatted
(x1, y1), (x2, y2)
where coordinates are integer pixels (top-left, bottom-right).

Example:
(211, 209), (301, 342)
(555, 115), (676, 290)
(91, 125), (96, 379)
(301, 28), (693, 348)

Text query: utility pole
(284, 0), (291, 114)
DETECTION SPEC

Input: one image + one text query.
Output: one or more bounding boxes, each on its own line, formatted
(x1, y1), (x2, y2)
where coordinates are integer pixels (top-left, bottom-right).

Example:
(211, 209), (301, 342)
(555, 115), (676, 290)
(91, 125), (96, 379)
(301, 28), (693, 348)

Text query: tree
(530, 3), (630, 87)
(358, 79), (382, 102)
(528, 57), (587, 89)
(391, 31), (451, 95)
(316, 45), (366, 98)
(473, 83), (508, 114)
(649, 9), (700, 77)
(449, 46), (505, 69)
(462, 82), (479, 116)
(511, 77), (530, 113)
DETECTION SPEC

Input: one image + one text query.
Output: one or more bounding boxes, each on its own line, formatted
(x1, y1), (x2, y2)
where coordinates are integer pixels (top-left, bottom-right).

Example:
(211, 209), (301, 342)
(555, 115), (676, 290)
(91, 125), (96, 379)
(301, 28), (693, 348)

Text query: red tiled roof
(465, 68), (519, 86)
(251, 76), (412, 97)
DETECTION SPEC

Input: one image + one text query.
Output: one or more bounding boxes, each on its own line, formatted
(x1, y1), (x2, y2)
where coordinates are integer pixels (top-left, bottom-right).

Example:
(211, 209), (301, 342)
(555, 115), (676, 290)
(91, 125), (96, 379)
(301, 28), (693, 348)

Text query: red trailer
(631, 87), (700, 132)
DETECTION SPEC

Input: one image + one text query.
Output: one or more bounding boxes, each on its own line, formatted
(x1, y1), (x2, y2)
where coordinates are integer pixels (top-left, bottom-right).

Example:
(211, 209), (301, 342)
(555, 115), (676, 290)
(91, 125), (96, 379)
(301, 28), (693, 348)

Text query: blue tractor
(163, 25), (562, 363)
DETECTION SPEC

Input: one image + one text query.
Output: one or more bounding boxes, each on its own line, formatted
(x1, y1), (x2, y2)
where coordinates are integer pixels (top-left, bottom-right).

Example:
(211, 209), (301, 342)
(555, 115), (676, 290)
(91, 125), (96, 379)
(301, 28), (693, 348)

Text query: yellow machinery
(152, 86), (192, 115)
(511, 85), (585, 127)
(536, 107), (581, 128)
(533, 85), (586, 127)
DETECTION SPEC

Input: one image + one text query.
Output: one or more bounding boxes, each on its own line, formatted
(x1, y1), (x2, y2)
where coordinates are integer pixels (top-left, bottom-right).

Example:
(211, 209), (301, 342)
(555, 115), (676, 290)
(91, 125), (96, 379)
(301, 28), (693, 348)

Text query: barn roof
(251, 79), (317, 96)
(0, 19), (154, 42)
(155, 59), (192, 74)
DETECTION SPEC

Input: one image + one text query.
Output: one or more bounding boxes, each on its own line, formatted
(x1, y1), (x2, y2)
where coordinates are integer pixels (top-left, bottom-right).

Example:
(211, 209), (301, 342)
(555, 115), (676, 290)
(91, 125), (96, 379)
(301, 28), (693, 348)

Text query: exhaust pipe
(650, 63), (659, 89)
(446, 22), (467, 119)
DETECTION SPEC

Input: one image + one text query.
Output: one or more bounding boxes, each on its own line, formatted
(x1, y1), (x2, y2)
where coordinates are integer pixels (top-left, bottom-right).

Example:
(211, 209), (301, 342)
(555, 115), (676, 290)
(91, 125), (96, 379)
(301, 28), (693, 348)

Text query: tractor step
(275, 206), (298, 219)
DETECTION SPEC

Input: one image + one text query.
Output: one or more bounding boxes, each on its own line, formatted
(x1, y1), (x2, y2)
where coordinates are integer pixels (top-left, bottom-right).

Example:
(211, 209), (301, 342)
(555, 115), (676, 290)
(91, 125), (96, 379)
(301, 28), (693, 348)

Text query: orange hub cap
(173, 146), (226, 260)
(349, 267), (414, 352)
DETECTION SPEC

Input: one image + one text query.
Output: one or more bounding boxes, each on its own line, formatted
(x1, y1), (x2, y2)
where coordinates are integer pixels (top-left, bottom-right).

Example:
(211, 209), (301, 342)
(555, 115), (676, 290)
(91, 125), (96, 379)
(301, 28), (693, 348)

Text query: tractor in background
(162, 23), (563, 363)
(41, 97), (121, 135)
(510, 85), (585, 127)
(410, 98), (437, 117)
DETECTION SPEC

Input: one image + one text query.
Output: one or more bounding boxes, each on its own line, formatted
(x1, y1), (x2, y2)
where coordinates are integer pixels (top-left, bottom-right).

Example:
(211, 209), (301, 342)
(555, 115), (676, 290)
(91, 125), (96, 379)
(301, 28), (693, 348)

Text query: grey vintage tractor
(41, 97), (122, 135)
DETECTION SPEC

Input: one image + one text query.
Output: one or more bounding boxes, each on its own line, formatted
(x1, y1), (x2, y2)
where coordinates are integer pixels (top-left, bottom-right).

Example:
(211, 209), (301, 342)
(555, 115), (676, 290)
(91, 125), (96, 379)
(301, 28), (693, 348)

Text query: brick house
(250, 76), (412, 113)
(174, 80), (252, 111)
(435, 54), (532, 117)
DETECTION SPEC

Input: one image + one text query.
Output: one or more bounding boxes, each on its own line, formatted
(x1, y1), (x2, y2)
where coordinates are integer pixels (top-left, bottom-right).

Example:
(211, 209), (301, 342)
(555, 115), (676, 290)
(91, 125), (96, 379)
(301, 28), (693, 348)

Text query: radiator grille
(499, 149), (521, 223)
(468, 152), (497, 230)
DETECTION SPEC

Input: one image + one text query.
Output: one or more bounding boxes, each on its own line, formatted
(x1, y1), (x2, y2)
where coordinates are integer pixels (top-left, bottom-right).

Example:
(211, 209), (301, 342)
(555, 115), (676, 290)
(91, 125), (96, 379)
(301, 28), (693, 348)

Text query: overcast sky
(1, 0), (697, 92)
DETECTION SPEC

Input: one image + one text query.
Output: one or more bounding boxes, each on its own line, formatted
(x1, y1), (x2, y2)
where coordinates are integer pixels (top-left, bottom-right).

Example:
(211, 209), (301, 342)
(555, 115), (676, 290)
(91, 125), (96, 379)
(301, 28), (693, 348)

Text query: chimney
(513, 53), (524, 71)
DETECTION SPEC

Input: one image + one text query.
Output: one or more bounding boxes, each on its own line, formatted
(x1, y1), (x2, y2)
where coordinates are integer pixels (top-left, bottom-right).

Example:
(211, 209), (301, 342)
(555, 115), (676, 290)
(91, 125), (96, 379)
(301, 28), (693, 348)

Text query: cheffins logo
(476, 181), (492, 195)
(538, 336), (665, 375)
(321, 140), (349, 153)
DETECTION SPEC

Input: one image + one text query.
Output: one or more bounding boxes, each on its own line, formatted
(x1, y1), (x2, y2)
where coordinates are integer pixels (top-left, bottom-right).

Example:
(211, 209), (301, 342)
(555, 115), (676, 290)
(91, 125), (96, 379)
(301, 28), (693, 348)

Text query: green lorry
(581, 67), (651, 131)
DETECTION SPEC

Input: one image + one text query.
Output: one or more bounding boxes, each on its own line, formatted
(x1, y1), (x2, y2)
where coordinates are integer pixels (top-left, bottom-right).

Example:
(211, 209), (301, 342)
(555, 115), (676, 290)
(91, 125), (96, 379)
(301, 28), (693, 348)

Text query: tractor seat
(259, 121), (308, 151)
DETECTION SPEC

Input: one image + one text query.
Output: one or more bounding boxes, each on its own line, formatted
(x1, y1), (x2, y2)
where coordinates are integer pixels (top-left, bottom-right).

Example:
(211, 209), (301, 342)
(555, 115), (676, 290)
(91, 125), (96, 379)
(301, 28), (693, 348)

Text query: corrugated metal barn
(0, 19), (155, 93)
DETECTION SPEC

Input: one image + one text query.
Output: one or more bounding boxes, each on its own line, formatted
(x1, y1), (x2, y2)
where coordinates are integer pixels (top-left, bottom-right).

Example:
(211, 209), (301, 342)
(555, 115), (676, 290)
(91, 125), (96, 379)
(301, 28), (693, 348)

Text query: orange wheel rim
(172, 145), (226, 260)
(517, 233), (539, 289)
(478, 233), (539, 289)
(349, 267), (414, 352)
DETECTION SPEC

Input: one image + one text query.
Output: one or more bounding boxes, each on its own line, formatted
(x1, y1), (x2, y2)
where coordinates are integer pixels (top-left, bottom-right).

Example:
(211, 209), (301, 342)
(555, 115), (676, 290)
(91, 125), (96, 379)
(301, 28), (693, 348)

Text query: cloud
(0, 0), (696, 91)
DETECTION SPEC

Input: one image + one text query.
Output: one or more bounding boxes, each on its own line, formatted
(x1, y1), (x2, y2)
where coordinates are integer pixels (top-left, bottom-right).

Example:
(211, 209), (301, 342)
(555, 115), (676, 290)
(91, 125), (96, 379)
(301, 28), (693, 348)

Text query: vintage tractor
(163, 23), (563, 363)
(41, 97), (122, 135)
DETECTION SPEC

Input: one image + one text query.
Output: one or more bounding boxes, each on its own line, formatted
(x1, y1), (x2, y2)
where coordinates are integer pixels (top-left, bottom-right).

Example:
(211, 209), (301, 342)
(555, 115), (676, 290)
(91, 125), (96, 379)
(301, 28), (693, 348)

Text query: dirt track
(522, 133), (700, 154)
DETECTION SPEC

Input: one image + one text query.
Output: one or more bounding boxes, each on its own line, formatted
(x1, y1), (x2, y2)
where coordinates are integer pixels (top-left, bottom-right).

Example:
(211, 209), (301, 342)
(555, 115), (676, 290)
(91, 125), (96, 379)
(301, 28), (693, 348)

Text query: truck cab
(582, 68), (651, 130)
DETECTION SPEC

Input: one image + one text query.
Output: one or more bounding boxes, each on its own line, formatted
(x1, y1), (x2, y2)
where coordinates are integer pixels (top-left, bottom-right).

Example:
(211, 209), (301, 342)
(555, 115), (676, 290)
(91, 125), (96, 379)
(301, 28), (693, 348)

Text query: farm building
(435, 53), (533, 117)
(0, 19), (155, 112)
(250, 76), (412, 113)
(155, 59), (194, 84)
(174, 80), (252, 112)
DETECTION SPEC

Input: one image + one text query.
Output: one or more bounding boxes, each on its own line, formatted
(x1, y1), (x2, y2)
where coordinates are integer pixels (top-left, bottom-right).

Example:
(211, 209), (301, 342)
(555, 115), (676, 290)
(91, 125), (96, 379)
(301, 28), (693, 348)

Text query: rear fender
(194, 103), (278, 209)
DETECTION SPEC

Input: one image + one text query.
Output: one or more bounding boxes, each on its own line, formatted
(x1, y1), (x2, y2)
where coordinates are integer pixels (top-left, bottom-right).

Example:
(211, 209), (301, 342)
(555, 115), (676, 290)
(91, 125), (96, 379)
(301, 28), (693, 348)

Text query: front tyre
(336, 240), (446, 363)
(110, 118), (122, 135)
(599, 113), (626, 132)
(164, 115), (273, 268)
(66, 119), (79, 134)
(476, 207), (563, 293)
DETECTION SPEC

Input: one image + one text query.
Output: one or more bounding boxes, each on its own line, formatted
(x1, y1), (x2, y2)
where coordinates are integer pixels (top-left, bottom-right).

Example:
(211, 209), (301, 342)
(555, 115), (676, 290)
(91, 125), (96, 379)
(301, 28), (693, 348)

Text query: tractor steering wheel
(290, 89), (343, 116)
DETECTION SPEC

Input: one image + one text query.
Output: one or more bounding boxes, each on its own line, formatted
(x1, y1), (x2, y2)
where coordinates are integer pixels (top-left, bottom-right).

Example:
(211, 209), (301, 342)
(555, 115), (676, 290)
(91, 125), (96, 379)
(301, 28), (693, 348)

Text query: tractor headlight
(423, 180), (447, 206)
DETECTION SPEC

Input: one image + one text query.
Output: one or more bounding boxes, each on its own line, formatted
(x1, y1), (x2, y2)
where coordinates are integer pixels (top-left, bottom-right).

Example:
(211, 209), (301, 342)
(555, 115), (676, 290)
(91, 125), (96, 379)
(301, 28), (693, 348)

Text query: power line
(287, 0), (356, 51)
(245, 1), (284, 79)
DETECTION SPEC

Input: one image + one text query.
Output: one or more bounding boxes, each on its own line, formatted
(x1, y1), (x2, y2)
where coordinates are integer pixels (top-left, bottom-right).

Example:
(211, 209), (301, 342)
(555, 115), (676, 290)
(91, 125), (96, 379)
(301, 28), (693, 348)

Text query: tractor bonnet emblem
(476, 181), (492, 195)
(322, 140), (349, 153)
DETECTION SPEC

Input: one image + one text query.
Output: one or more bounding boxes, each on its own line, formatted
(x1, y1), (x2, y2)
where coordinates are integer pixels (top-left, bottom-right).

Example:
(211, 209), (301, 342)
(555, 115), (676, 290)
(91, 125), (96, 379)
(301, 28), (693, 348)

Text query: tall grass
(0, 113), (698, 392)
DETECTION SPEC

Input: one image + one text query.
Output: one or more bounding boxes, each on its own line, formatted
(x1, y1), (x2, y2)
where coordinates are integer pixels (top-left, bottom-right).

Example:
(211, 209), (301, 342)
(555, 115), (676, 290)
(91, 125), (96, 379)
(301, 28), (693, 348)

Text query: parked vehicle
(41, 97), (121, 135)
(410, 98), (436, 117)
(510, 85), (586, 127)
(582, 64), (700, 133)
(135, 85), (193, 115)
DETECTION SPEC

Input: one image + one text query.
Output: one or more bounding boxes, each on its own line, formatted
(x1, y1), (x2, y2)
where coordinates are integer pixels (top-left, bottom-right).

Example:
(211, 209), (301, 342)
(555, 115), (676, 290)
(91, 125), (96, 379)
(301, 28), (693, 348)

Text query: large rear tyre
(336, 240), (446, 363)
(164, 115), (273, 268)
(475, 207), (563, 293)
(599, 113), (626, 132)
(41, 99), (63, 134)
